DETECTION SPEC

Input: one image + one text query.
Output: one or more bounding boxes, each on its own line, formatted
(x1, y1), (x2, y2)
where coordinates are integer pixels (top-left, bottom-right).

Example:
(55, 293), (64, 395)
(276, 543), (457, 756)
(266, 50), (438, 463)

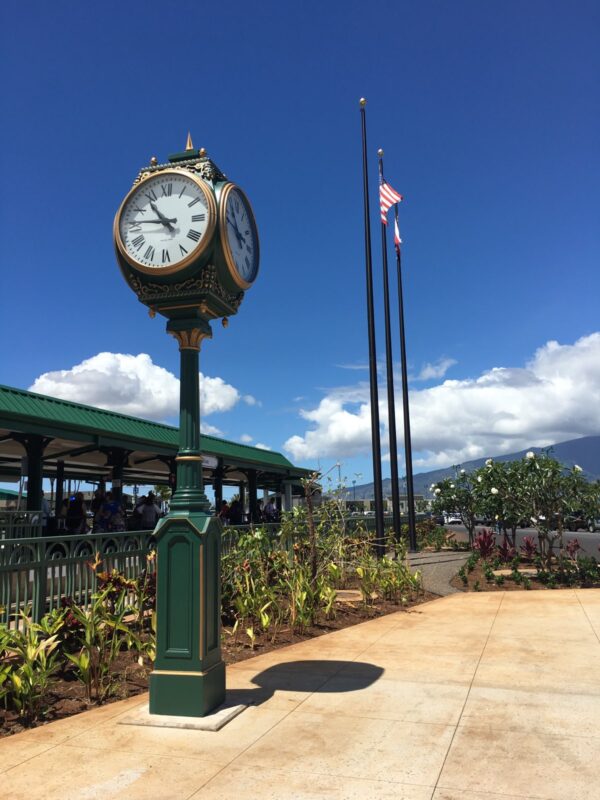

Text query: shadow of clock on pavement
(224, 660), (385, 709)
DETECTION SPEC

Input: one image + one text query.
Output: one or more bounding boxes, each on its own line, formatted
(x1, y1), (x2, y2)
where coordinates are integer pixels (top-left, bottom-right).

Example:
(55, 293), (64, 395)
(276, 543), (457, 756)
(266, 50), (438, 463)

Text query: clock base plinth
(150, 512), (225, 718)
(149, 661), (226, 718)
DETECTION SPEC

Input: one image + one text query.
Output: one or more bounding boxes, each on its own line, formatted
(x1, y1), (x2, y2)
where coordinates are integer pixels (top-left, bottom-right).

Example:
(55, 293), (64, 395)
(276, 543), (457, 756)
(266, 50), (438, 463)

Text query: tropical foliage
(431, 451), (600, 570)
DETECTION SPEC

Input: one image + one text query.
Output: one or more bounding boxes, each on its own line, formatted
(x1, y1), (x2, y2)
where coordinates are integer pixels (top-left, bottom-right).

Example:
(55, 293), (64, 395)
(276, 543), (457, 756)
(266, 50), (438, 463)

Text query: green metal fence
(0, 529), (156, 630)
(1, 512), (415, 628)
(0, 510), (43, 540)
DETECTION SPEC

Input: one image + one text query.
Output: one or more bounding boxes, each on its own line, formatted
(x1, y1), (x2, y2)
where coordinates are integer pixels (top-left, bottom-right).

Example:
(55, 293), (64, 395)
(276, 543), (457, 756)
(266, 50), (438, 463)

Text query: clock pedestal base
(150, 663), (226, 718)
(149, 512), (226, 718)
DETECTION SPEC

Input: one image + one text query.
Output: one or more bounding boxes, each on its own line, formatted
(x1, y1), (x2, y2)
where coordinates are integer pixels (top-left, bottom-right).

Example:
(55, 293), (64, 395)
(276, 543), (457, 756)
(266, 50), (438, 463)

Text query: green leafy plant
(3, 615), (61, 723)
(64, 587), (138, 703)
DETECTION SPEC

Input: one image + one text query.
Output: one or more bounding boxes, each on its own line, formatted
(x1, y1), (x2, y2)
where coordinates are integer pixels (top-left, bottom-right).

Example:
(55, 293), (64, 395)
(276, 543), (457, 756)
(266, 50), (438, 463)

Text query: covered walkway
(1, 589), (598, 799)
(0, 384), (311, 519)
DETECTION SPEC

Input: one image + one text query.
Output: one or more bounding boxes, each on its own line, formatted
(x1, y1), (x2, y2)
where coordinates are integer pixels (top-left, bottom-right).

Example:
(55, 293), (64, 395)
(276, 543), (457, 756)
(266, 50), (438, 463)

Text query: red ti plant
(497, 534), (517, 563)
(566, 538), (581, 560)
(520, 536), (537, 560)
(473, 529), (496, 559)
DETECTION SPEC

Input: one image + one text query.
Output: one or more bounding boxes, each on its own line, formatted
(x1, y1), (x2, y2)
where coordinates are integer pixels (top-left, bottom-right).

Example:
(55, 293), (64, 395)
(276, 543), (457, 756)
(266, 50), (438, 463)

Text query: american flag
(379, 178), (403, 224)
(394, 214), (402, 251)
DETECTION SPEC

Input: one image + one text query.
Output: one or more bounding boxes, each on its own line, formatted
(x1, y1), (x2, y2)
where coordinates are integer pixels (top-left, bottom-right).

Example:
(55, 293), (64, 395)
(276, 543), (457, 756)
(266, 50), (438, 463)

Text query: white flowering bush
(432, 452), (600, 568)
(430, 471), (479, 546)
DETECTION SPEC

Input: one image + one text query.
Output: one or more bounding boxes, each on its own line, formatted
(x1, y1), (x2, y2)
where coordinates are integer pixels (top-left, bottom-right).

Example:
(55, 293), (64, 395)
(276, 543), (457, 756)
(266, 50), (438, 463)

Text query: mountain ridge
(345, 434), (600, 500)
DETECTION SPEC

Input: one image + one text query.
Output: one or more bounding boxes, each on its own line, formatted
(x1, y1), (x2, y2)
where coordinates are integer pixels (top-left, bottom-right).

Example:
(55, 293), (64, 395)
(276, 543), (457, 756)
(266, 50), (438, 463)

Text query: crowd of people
(37, 488), (281, 534)
(216, 496), (280, 525)
(51, 490), (163, 534)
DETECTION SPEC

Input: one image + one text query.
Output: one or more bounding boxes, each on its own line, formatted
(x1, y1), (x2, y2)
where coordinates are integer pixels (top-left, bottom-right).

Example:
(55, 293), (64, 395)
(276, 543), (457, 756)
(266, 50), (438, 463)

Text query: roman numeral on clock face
(187, 196), (203, 207)
(187, 229), (201, 242)
(191, 213), (206, 222)
(144, 245), (155, 261)
(162, 249), (170, 263)
(144, 189), (158, 202)
(179, 244), (188, 256)
(161, 183), (173, 197)
(132, 234), (145, 250)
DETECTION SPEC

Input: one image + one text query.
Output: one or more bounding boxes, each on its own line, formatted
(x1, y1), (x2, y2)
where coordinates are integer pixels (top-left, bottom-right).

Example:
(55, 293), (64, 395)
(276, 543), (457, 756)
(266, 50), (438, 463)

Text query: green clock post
(114, 135), (259, 716)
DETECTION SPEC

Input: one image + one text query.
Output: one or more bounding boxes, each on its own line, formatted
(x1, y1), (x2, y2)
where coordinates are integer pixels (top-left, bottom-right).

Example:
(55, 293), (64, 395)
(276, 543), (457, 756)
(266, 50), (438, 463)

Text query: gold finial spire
(185, 131), (194, 151)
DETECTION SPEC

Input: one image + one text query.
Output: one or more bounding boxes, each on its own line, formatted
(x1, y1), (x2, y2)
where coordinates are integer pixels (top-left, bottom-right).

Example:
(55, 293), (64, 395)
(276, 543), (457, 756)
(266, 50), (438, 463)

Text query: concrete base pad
(118, 701), (246, 732)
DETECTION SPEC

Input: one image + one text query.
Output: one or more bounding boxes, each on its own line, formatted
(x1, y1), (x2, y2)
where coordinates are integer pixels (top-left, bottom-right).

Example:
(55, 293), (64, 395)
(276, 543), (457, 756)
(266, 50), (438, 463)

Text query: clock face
(221, 185), (259, 287)
(115, 170), (216, 273)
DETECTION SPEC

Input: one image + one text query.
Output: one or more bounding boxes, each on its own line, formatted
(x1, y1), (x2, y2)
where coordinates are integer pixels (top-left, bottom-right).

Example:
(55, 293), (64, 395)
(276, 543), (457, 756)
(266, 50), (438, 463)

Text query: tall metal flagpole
(377, 149), (402, 540)
(394, 204), (417, 551)
(359, 98), (385, 555)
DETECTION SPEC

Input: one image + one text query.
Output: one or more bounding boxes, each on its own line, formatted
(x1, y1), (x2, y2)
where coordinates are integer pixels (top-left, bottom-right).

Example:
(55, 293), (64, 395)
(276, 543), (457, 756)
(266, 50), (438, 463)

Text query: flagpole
(394, 204), (417, 551)
(359, 98), (385, 556)
(377, 149), (402, 541)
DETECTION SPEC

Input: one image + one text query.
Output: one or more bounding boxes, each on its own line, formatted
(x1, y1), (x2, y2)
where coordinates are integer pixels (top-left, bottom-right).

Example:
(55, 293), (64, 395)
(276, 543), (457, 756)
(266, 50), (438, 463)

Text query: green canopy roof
(0, 383), (309, 478)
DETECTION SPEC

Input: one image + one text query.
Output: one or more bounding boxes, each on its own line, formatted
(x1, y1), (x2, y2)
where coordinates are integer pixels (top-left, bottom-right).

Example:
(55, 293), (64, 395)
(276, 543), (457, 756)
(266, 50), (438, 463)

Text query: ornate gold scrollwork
(169, 328), (212, 351)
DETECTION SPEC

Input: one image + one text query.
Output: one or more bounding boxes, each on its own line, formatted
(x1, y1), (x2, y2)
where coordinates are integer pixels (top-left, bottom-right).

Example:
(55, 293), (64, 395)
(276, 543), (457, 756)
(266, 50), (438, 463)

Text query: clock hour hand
(227, 214), (244, 246)
(149, 201), (175, 231)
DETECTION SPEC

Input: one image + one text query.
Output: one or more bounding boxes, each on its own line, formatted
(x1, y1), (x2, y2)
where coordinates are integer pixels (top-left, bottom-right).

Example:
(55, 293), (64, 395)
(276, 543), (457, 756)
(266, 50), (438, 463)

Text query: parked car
(445, 514), (463, 525)
(564, 513), (599, 532)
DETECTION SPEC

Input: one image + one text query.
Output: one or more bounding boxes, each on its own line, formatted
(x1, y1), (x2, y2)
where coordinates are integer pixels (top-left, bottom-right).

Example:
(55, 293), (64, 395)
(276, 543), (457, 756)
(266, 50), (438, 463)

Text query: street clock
(114, 139), (260, 321)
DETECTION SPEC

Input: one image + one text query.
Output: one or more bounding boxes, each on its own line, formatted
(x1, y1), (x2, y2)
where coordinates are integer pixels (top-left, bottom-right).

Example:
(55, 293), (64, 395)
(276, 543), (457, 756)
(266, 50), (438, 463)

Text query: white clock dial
(222, 185), (259, 286)
(117, 171), (215, 271)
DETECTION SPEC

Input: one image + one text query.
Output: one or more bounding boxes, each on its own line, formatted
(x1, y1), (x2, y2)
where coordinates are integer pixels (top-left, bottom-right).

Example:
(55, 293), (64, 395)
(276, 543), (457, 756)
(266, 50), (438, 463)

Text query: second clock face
(222, 185), (259, 287)
(116, 171), (215, 272)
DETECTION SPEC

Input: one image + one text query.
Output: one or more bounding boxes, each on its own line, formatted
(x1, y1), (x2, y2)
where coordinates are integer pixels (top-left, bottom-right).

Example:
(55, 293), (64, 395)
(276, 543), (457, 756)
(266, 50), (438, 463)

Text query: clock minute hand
(133, 218), (178, 224)
(149, 201), (175, 231)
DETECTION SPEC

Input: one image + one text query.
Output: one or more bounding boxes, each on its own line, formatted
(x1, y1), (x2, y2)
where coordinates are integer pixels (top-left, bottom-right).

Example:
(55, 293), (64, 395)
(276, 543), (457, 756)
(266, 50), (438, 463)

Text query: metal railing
(0, 510), (43, 540)
(1, 513), (421, 628)
(0, 529), (156, 629)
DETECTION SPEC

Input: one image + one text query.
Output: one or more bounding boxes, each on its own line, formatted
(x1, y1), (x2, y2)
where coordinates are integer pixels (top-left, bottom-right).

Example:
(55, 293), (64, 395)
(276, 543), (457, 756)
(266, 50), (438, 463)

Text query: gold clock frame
(113, 169), (218, 276)
(218, 182), (260, 290)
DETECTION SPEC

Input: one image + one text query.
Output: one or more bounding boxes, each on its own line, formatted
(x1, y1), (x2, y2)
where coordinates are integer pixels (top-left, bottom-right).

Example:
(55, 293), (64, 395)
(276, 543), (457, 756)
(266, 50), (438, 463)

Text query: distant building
(341, 495), (426, 514)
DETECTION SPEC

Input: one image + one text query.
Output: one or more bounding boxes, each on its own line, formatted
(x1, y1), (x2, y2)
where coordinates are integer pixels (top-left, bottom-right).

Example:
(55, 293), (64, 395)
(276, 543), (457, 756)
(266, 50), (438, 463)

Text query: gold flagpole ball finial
(199, 147), (207, 157)
(377, 148), (384, 158)
(359, 97), (367, 107)
(185, 131), (194, 151)
(150, 156), (158, 165)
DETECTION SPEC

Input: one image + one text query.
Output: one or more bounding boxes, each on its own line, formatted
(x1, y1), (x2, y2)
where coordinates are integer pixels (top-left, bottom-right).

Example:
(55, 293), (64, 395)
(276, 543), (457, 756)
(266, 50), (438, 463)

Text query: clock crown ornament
(113, 133), (260, 326)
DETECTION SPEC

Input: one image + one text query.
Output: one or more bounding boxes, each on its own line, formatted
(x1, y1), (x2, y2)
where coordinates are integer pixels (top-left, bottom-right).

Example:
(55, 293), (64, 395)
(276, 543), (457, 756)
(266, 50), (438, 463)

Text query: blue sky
(1, 0), (599, 491)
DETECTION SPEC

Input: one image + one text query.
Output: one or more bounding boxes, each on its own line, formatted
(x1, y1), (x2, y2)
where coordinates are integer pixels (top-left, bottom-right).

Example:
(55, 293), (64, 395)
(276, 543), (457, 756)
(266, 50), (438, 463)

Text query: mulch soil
(450, 559), (600, 593)
(0, 590), (437, 738)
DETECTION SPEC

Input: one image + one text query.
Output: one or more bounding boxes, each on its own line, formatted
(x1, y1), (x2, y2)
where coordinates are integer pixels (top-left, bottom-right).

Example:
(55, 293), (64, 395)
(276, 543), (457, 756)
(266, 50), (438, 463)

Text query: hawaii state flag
(394, 214), (402, 251)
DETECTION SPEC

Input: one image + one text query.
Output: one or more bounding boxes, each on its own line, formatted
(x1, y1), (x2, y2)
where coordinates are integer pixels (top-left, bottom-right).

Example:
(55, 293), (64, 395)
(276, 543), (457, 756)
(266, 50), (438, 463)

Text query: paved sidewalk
(1, 590), (599, 800)
(408, 551), (470, 595)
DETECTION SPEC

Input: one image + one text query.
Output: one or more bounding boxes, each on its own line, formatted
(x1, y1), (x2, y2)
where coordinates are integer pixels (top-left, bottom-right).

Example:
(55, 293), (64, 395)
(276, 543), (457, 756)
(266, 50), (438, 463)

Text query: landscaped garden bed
(451, 529), (600, 593)
(1, 502), (431, 738)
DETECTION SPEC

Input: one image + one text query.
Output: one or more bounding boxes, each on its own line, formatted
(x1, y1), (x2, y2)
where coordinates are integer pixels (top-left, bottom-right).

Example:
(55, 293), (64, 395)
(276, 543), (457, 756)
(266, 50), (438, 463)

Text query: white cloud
(199, 374), (240, 415)
(335, 362), (370, 371)
(30, 352), (243, 422)
(201, 422), (223, 436)
(243, 394), (260, 406)
(283, 333), (600, 468)
(416, 357), (457, 382)
(254, 442), (272, 451)
(240, 433), (253, 443)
